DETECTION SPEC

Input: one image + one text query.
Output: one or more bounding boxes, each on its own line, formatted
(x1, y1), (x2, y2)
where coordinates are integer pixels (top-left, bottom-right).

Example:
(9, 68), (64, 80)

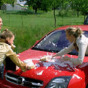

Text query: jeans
(0, 64), (4, 79)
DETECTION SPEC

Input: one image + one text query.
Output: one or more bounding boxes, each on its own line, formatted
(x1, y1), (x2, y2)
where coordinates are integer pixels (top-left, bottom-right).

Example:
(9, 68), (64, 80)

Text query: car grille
(5, 72), (43, 88)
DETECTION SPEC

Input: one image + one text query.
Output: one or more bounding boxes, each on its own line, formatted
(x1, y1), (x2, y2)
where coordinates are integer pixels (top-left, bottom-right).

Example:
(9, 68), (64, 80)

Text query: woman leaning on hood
(52, 27), (88, 65)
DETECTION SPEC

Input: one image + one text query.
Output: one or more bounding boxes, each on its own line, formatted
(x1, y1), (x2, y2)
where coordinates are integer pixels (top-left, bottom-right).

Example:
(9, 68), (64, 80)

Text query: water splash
(36, 70), (44, 75)
(72, 74), (82, 79)
(24, 54), (76, 71)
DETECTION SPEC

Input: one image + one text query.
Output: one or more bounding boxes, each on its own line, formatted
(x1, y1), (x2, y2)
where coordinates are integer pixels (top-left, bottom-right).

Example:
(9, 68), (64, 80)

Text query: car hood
(10, 49), (88, 83)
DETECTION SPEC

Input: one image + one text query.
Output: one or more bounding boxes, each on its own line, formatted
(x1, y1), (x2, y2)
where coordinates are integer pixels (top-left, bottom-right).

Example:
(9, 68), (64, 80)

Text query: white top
(56, 34), (88, 65)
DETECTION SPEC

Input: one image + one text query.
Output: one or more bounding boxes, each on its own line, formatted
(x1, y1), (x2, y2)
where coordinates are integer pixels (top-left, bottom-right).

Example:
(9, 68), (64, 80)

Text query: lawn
(0, 10), (84, 53)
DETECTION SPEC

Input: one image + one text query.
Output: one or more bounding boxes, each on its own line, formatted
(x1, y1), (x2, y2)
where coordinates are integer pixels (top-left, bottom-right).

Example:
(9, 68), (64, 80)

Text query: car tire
(86, 84), (88, 88)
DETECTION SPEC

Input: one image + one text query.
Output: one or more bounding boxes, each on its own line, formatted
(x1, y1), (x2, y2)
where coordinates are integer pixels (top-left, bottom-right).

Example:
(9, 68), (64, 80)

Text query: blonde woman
(52, 27), (88, 65)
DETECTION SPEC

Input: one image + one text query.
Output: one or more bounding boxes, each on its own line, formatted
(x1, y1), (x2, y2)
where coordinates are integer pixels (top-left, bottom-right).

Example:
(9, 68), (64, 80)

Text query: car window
(33, 30), (70, 52)
(33, 30), (88, 55)
(84, 31), (88, 37)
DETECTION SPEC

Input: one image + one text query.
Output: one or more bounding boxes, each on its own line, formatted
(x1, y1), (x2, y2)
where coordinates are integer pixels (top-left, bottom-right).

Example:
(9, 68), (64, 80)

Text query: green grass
(0, 10), (84, 53)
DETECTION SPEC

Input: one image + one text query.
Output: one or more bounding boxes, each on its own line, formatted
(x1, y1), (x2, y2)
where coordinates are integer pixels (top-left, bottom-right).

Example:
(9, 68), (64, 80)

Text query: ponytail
(74, 27), (83, 38)
(0, 29), (14, 39)
(66, 27), (83, 38)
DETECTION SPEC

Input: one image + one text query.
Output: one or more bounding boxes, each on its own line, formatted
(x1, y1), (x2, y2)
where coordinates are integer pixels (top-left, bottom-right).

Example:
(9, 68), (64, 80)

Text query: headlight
(46, 76), (71, 88)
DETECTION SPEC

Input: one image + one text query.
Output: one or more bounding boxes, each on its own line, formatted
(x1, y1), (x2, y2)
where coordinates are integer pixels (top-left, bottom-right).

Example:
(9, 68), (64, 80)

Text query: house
(1, 4), (22, 11)
(16, 0), (27, 6)
(1, 4), (27, 11)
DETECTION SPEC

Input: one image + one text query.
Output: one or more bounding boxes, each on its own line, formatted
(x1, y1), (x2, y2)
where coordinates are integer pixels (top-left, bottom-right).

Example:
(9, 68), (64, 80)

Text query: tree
(27, 0), (68, 27)
(40, 0), (52, 12)
(2, 0), (15, 6)
(27, 0), (53, 13)
(27, 0), (42, 14)
(80, 1), (88, 20)
(51, 0), (60, 27)
(70, 0), (88, 17)
(70, 0), (88, 20)
(0, 0), (3, 9)
(51, 0), (67, 27)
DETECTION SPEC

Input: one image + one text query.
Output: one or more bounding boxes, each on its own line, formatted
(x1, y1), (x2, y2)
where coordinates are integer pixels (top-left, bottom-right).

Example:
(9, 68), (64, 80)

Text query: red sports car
(0, 25), (88, 88)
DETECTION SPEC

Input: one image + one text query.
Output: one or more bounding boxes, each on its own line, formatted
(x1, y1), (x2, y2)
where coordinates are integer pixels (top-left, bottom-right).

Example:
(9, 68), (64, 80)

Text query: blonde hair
(66, 27), (83, 38)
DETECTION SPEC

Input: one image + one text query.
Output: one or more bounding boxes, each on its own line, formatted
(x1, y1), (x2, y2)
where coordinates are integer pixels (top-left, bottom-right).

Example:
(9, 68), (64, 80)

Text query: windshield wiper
(32, 47), (59, 53)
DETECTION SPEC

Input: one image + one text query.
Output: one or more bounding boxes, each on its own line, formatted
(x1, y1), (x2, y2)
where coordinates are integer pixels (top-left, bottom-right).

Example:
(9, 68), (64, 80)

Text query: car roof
(56, 25), (88, 31)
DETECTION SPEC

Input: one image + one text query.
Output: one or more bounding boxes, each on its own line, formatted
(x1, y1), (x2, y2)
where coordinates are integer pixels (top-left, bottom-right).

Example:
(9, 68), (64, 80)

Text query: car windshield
(32, 30), (88, 55)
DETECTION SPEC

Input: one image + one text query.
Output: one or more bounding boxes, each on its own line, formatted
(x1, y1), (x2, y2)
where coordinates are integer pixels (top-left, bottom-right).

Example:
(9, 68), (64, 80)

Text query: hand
(26, 65), (35, 70)
(61, 56), (70, 61)
(52, 54), (56, 58)
(21, 65), (27, 72)
(40, 56), (48, 62)
(20, 63), (27, 72)
(11, 44), (16, 50)
(51, 56), (55, 60)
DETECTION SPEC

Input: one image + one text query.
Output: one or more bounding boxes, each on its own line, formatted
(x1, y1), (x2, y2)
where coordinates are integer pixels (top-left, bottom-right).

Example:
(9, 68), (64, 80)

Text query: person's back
(0, 42), (16, 65)
(0, 42), (9, 65)
(76, 34), (88, 55)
